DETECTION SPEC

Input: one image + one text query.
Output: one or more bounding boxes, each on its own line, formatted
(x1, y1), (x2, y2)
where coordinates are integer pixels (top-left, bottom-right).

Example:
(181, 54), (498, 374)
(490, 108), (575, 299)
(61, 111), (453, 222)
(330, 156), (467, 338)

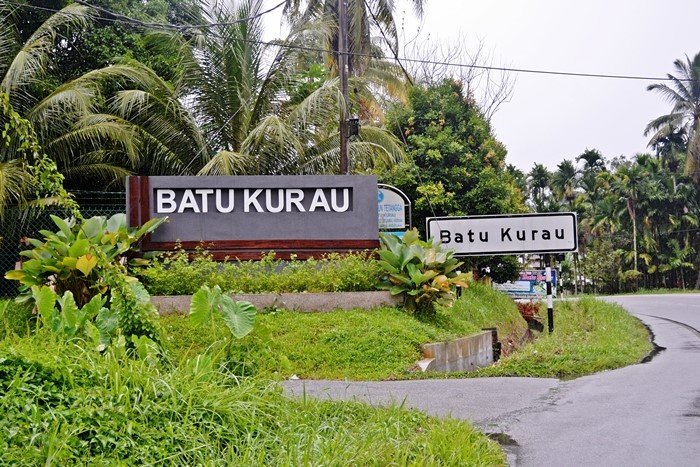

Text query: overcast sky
(266, 0), (700, 173)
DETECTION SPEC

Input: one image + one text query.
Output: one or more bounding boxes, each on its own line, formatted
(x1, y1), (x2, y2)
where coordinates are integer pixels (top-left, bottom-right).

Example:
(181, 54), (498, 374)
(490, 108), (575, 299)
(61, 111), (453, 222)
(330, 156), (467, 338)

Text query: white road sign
(427, 212), (578, 256)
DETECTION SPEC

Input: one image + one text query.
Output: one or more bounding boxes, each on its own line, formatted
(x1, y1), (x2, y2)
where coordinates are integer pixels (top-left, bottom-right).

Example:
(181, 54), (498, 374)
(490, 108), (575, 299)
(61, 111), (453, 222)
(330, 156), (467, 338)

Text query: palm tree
(0, 3), (205, 190)
(645, 52), (700, 183)
(527, 163), (551, 212)
(283, 0), (425, 77)
(615, 162), (645, 272)
(552, 159), (580, 206)
(186, 0), (404, 176)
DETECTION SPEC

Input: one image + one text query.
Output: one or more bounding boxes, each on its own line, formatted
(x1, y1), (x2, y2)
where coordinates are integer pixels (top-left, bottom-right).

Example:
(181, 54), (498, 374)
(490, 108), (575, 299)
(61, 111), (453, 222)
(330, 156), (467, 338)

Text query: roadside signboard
(493, 270), (558, 299)
(127, 175), (379, 259)
(426, 212), (578, 256)
(378, 187), (406, 229)
(378, 184), (411, 232)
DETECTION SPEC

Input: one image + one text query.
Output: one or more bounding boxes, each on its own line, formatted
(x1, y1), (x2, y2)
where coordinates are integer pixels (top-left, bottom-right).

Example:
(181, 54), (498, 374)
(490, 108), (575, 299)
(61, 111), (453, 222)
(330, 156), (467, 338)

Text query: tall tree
(283, 0), (425, 77)
(645, 52), (700, 183)
(379, 79), (525, 281)
(184, 0), (403, 175)
(552, 159), (580, 206)
(527, 163), (551, 212)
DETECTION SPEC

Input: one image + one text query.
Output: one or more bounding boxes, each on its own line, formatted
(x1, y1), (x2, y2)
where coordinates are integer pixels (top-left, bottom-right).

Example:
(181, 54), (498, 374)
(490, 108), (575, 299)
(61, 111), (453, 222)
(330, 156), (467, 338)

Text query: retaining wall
(151, 291), (402, 314)
(418, 331), (494, 372)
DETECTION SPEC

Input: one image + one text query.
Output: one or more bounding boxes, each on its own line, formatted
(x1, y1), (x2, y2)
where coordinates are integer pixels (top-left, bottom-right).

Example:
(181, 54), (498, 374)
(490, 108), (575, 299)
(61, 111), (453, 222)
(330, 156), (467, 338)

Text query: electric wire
(3, 0), (691, 83)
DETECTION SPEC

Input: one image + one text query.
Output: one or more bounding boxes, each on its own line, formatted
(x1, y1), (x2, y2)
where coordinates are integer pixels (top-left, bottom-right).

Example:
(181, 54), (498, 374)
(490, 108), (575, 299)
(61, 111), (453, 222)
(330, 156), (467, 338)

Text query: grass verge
(160, 282), (528, 380)
(471, 296), (653, 378)
(0, 329), (505, 465)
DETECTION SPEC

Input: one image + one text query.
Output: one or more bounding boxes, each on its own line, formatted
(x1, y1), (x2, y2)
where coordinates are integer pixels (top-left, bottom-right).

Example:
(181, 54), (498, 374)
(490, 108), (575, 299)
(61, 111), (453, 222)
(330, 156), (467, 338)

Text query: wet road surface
(282, 294), (700, 466)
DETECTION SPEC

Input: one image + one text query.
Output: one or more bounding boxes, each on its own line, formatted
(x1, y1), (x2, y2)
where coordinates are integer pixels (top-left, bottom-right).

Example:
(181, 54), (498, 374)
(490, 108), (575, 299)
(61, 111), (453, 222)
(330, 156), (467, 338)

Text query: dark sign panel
(128, 175), (379, 259)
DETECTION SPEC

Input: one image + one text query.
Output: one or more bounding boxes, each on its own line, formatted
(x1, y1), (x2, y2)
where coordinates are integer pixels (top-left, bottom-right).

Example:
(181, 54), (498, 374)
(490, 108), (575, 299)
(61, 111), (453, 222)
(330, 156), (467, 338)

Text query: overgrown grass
(161, 282), (529, 380)
(136, 250), (382, 295)
(0, 330), (505, 465)
(471, 296), (653, 378)
(0, 299), (34, 340)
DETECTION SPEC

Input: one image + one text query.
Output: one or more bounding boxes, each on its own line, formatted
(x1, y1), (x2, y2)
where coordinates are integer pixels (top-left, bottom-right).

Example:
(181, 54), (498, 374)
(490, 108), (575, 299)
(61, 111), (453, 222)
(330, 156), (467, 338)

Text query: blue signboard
(493, 270), (557, 299)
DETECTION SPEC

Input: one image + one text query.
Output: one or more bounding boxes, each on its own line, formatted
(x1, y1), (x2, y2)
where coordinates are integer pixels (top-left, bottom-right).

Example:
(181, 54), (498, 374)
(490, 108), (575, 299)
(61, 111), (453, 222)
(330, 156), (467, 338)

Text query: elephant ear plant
(5, 213), (167, 347)
(377, 229), (470, 318)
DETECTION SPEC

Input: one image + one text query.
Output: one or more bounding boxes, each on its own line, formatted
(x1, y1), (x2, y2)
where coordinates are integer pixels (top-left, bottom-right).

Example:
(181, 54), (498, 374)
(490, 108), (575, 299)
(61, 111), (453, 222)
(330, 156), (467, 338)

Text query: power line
(5, 0), (690, 83)
(74, 0), (286, 31)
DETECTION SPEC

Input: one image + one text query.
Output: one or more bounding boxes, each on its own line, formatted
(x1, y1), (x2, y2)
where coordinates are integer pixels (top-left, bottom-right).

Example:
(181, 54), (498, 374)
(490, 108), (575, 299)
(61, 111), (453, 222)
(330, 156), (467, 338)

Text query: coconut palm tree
(283, 0), (425, 76)
(645, 52), (700, 183)
(0, 2), (205, 190)
(187, 0), (404, 176)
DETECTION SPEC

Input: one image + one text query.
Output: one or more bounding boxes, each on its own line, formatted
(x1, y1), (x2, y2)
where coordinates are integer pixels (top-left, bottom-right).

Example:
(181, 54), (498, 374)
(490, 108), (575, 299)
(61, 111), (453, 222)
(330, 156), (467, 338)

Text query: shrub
(5, 214), (166, 307)
(136, 249), (382, 295)
(377, 229), (470, 318)
(4, 214), (166, 348)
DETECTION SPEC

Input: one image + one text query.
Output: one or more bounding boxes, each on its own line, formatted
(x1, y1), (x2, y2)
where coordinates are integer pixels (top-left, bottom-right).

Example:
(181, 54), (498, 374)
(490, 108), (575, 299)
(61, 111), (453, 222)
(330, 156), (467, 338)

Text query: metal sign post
(545, 254), (554, 333)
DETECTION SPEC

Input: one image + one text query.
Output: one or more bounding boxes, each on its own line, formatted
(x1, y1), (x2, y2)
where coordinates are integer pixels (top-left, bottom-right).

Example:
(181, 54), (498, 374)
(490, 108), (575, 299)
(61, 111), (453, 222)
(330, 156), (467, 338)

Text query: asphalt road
(282, 294), (700, 466)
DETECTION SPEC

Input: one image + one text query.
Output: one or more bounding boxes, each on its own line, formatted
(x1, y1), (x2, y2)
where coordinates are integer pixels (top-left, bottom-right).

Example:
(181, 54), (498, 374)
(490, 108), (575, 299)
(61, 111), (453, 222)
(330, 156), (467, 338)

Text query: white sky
(265, 0), (700, 173)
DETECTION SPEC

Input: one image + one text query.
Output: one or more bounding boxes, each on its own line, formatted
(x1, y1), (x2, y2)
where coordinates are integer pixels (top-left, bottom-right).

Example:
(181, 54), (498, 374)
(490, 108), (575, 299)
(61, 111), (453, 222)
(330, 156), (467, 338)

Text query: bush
(377, 230), (470, 318)
(136, 249), (382, 295)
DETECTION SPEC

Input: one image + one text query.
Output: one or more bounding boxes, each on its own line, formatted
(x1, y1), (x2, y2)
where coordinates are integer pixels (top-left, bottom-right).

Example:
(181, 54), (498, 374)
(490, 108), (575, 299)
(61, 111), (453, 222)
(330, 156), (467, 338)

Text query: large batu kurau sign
(127, 175), (379, 259)
(426, 212), (578, 256)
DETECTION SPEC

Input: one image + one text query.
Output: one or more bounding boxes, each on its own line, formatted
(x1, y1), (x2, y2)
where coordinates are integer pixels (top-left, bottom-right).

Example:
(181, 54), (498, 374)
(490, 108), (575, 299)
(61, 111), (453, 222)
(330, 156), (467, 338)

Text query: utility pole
(338, 0), (350, 175)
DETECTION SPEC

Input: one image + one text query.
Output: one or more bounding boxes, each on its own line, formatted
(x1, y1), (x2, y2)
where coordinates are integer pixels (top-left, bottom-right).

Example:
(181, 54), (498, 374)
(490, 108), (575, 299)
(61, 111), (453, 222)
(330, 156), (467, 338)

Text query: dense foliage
(377, 229), (470, 318)
(2, 0), (700, 294)
(474, 297), (653, 378)
(378, 79), (525, 281)
(0, 330), (505, 465)
(136, 249), (382, 295)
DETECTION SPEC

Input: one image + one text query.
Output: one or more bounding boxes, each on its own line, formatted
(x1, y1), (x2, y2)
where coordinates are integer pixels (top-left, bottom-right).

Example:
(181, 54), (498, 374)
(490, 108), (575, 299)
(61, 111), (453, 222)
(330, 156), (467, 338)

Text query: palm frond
(1, 3), (93, 99)
(198, 150), (252, 176)
(0, 158), (31, 216)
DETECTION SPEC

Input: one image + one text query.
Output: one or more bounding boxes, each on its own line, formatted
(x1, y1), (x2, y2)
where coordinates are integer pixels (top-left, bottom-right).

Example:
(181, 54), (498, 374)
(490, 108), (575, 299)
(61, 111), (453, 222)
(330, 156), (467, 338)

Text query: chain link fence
(0, 191), (126, 298)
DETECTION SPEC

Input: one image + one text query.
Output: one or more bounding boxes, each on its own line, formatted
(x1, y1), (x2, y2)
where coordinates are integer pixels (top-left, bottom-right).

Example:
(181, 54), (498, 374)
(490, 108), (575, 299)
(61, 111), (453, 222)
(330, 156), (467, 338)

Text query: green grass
(161, 282), (528, 380)
(623, 288), (700, 295)
(0, 283), (657, 464)
(0, 330), (505, 465)
(0, 299), (34, 340)
(471, 296), (653, 378)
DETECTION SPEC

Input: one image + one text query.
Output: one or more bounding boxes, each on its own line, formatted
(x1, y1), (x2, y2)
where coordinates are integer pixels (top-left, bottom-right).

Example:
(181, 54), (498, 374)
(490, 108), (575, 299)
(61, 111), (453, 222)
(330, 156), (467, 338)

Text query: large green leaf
(135, 216), (168, 238)
(219, 296), (256, 339)
(50, 215), (74, 239)
(106, 213), (126, 233)
(376, 259), (398, 274)
(189, 285), (219, 326)
(96, 307), (118, 348)
(81, 216), (105, 239)
(4, 270), (25, 281)
(81, 293), (107, 323)
(31, 285), (57, 325)
(57, 291), (80, 334)
(128, 280), (152, 305)
(68, 238), (90, 258)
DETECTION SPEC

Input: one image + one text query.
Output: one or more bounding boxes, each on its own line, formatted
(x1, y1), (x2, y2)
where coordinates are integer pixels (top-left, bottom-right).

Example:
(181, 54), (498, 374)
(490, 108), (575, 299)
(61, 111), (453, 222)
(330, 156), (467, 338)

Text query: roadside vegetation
(0, 210), (655, 464)
(136, 249), (382, 295)
(472, 297), (653, 378)
(160, 282), (527, 381)
(0, 328), (505, 465)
